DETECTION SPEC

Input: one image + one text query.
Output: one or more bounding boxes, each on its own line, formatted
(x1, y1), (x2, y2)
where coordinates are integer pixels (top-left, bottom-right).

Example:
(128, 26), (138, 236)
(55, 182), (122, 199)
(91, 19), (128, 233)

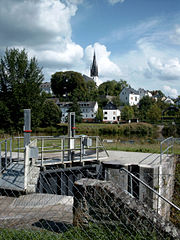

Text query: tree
(112, 96), (124, 107)
(95, 107), (103, 123)
(0, 101), (12, 130)
(85, 80), (98, 101)
(51, 71), (87, 101)
(138, 96), (155, 121)
(68, 100), (82, 123)
(151, 90), (165, 98)
(98, 79), (129, 96)
(0, 48), (44, 131)
(146, 104), (161, 123)
(121, 105), (134, 121)
(41, 100), (61, 127)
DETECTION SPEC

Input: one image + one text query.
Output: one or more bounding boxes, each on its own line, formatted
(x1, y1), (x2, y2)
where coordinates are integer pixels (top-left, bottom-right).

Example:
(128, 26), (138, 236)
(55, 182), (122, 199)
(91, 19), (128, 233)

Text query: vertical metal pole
(130, 175), (133, 196)
(24, 109), (31, 147)
(61, 138), (65, 163)
(18, 138), (20, 160)
(0, 144), (1, 172)
(68, 112), (75, 162)
(80, 137), (82, 162)
(160, 142), (162, 165)
(5, 140), (7, 170)
(10, 138), (12, 164)
(41, 138), (44, 167)
(96, 136), (99, 161)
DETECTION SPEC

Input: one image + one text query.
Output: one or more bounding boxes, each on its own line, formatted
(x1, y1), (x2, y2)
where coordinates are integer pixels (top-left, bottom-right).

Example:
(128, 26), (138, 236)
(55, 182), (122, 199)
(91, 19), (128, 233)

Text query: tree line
(0, 48), (61, 133)
(0, 48), (179, 134)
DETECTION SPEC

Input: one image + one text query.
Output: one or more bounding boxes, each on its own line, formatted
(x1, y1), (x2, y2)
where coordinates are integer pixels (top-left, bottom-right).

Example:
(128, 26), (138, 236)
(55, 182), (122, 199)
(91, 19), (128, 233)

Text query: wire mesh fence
(0, 157), (179, 240)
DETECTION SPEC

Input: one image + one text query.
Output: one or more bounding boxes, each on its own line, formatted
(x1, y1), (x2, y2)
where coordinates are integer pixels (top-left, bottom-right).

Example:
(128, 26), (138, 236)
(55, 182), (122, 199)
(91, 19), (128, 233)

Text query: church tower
(90, 51), (98, 84)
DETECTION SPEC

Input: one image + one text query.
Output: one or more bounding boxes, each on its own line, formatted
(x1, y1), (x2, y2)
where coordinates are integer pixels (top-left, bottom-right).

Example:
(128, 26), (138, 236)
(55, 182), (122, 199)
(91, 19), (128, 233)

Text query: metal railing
(34, 135), (109, 167)
(120, 167), (180, 212)
(0, 138), (12, 171)
(160, 136), (174, 164)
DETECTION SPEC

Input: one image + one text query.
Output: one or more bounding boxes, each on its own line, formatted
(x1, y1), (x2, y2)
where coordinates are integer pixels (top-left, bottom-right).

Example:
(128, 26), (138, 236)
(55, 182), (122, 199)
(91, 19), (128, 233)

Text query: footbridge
(0, 135), (109, 193)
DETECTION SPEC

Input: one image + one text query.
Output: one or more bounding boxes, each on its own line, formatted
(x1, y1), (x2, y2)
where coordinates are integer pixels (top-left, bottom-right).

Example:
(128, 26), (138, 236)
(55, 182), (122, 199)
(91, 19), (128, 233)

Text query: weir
(0, 110), (108, 193)
(0, 110), (178, 221)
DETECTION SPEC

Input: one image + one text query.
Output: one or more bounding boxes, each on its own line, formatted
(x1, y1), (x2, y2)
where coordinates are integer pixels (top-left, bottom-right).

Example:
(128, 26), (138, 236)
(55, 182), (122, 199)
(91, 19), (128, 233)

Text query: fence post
(41, 138), (44, 167)
(5, 140), (7, 170)
(160, 142), (162, 165)
(0, 144), (1, 172)
(24, 145), (29, 191)
(10, 138), (12, 164)
(80, 137), (82, 162)
(96, 136), (99, 161)
(61, 138), (64, 163)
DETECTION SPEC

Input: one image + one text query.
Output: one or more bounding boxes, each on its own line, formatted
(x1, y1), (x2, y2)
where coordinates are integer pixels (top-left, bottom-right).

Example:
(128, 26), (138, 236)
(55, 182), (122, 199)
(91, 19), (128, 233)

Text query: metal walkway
(0, 135), (109, 193)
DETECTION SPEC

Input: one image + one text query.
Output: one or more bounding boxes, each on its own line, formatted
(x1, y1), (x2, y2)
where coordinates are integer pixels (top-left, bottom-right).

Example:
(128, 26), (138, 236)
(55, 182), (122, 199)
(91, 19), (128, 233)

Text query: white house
(103, 102), (121, 123)
(59, 101), (98, 123)
(120, 87), (140, 106)
(78, 101), (98, 122)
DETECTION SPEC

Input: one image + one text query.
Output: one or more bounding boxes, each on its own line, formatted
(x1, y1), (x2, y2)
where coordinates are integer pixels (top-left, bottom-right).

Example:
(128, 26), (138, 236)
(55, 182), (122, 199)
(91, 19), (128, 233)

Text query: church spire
(90, 51), (98, 78)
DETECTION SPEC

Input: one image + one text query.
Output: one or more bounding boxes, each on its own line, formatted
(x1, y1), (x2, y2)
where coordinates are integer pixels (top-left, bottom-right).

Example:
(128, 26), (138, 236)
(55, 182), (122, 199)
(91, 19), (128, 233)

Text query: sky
(0, 0), (180, 98)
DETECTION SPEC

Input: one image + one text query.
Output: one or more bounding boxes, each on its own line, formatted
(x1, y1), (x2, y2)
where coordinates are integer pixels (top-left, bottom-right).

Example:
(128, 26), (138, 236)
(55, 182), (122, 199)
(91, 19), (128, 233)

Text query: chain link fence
(0, 137), (179, 239)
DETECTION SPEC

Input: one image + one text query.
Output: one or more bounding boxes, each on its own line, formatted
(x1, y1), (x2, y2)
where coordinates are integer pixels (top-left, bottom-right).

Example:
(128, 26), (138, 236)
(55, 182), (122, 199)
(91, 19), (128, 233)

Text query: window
(104, 111), (107, 114)
(135, 97), (137, 101)
(92, 114), (94, 117)
(113, 111), (116, 115)
(113, 117), (116, 120)
(104, 117), (107, 120)
(131, 97), (133, 100)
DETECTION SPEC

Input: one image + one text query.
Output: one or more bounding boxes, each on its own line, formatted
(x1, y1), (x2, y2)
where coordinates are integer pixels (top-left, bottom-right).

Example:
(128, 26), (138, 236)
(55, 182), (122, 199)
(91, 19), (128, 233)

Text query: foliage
(0, 223), (166, 240)
(68, 100), (82, 123)
(95, 107), (103, 122)
(138, 96), (155, 121)
(98, 79), (129, 96)
(0, 48), (44, 131)
(0, 101), (12, 130)
(111, 96), (124, 107)
(146, 104), (161, 123)
(121, 105), (134, 121)
(85, 80), (98, 101)
(150, 90), (165, 98)
(41, 99), (61, 127)
(97, 96), (108, 108)
(162, 124), (177, 137)
(132, 105), (139, 119)
(74, 122), (154, 137)
(51, 71), (87, 101)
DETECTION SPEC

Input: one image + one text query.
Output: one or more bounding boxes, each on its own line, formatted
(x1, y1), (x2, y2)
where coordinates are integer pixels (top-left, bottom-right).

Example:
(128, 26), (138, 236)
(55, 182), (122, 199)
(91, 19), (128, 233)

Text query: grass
(0, 223), (170, 240)
(103, 139), (180, 155)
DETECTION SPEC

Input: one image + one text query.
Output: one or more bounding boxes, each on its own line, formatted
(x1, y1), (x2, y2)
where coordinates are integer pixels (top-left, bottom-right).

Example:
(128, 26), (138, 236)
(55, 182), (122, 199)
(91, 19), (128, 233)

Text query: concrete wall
(102, 155), (176, 220)
(73, 178), (180, 239)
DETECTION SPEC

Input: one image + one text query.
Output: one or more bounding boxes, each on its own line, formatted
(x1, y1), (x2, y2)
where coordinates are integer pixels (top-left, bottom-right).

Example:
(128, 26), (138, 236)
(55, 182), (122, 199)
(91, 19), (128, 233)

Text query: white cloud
(146, 57), (180, 81)
(163, 86), (178, 98)
(108, 0), (125, 5)
(0, 0), (85, 76)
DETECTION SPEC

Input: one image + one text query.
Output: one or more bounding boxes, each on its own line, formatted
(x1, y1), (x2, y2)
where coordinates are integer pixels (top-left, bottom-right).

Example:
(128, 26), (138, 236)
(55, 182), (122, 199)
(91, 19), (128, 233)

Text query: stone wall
(73, 178), (180, 239)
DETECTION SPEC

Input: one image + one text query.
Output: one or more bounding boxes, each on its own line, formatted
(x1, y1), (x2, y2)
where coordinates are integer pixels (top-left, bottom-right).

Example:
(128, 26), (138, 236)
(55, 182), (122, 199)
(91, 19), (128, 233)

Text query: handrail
(160, 136), (174, 164)
(120, 167), (180, 212)
(0, 138), (12, 171)
(36, 135), (108, 166)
